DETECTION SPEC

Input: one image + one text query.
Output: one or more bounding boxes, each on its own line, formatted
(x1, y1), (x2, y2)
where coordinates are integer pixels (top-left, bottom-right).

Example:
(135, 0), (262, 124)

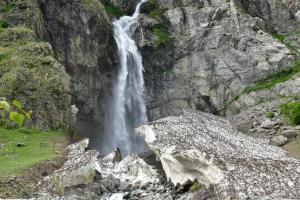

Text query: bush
(0, 20), (9, 28)
(101, 1), (124, 18)
(280, 101), (300, 125)
(152, 25), (170, 47)
(0, 3), (15, 13)
(266, 112), (275, 119)
(0, 98), (32, 128)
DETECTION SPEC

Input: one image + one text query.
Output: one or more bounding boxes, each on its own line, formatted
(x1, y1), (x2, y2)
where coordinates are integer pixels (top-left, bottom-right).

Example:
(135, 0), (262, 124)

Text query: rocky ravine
(36, 111), (300, 200)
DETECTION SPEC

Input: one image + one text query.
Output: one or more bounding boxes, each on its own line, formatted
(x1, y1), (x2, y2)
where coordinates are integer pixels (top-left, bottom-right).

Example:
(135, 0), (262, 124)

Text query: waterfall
(102, 0), (148, 156)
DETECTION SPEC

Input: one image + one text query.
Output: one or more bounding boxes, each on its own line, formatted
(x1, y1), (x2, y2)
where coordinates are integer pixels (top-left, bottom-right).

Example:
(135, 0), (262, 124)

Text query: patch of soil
(283, 139), (300, 160)
(0, 154), (66, 198)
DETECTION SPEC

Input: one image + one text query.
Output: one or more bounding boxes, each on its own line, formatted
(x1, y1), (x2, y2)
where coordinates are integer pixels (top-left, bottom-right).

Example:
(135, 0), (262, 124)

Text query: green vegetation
(152, 25), (170, 47)
(219, 60), (300, 114)
(243, 61), (300, 94)
(190, 182), (203, 192)
(0, 98), (32, 128)
(0, 127), (66, 179)
(145, 0), (171, 47)
(272, 33), (286, 43)
(0, 20), (9, 29)
(0, 2), (15, 13)
(272, 32), (300, 54)
(101, 1), (124, 18)
(266, 112), (276, 119)
(280, 101), (300, 125)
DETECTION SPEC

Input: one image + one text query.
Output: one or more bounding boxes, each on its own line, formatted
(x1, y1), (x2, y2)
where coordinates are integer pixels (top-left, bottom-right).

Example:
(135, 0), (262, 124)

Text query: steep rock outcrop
(38, 0), (118, 130)
(134, 0), (296, 120)
(0, 1), (71, 129)
(136, 111), (300, 199)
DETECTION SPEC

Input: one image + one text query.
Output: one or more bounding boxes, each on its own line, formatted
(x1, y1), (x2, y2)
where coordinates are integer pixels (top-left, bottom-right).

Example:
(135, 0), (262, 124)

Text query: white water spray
(102, 0), (148, 155)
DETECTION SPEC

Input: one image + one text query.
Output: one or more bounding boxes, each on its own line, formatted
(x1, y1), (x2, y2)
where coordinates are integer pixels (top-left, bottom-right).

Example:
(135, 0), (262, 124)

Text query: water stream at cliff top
(102, 0), (148, 156)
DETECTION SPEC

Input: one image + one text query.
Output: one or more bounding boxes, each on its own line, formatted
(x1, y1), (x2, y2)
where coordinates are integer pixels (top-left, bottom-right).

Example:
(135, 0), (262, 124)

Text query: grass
(0, 127), (67, 179)
(219, 60), (300, 114)
(272, 32), (300, 54)
(280, 101), (300, 125)
(243, 60), (300, 94)
(272, 33), (286, 43)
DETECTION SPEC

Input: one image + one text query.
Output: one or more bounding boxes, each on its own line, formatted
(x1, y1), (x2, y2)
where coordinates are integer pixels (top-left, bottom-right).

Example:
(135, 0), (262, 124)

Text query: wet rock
(103, 148), (122, 163)
(270, 136), (288, 146)
(137, 111), (300, 199)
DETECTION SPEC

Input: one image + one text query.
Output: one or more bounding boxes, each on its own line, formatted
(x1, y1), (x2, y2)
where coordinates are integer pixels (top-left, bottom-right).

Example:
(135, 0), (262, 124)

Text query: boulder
(98, 154), (159, 186)
(260, 119), (278, 129)
(103, 148), (122, 163)
(49, 139), (99, 195)
(270, 135), (288, 146)
(136, 111), (300, 199)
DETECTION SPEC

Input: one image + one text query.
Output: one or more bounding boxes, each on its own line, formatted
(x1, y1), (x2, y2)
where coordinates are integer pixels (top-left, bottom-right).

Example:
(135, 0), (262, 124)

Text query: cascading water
(102, 0), (148, 156)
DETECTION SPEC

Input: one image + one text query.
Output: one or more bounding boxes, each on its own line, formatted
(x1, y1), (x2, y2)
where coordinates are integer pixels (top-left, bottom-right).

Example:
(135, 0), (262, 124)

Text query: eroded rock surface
(136, 111), (300, 199)
(135, 0), (297, 119)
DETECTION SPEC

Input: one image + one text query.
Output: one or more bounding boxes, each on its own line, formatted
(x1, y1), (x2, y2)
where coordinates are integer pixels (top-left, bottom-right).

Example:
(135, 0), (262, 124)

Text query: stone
(283, 130), (298, 139)
(261, 119), (277, 129)
(103, 148), (122, 163)
(136, 111), (300, 199)
(48, 139), (99, 195)
(269, 136), (288, 146)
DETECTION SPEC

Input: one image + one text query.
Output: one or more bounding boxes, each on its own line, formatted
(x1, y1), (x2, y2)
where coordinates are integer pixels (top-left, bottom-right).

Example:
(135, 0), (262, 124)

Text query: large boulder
(47, 139), (99, 195)
(136, 111), (300, 199)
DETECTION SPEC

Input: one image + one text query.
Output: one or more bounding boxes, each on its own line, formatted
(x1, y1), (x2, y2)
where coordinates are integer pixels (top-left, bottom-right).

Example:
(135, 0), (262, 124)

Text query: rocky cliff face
(38, 0), (118, 125)
(0, 0), (71, 129)
(119, 0), (300, 121)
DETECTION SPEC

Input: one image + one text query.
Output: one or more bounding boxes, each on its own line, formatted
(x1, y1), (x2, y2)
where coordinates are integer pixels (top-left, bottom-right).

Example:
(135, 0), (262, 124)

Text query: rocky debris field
(29, 111), (300, 200)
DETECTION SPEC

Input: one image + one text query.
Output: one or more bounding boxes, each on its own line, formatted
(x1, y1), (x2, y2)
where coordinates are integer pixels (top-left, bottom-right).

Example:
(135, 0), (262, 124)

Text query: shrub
(0, 2), (15, 13)
(280, 101), (300, 125)
(266, 112), (275, 119)
(101, 1), (124, 18)
(152, 25), (170, 47)
(0, 98), (32, 128)
(0, 20), (9, 28)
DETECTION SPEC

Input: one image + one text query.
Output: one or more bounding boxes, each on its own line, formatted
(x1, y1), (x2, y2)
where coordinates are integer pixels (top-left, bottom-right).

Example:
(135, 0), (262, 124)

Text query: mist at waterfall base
(100, 0), (149, 156)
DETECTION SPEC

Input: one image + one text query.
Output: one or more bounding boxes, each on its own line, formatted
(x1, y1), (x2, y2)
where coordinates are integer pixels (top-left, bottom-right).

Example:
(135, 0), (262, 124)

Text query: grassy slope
(0, 127), (66, 179)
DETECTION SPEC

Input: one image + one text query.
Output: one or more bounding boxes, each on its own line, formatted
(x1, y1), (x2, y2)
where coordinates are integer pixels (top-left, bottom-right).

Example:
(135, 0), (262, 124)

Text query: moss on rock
(0, 23), (71, 130)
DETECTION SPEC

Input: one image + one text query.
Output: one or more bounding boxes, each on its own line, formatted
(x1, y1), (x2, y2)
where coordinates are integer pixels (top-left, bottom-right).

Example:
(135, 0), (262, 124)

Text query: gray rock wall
(136, 0), (297, 120)
(38, 0), (119, 132)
